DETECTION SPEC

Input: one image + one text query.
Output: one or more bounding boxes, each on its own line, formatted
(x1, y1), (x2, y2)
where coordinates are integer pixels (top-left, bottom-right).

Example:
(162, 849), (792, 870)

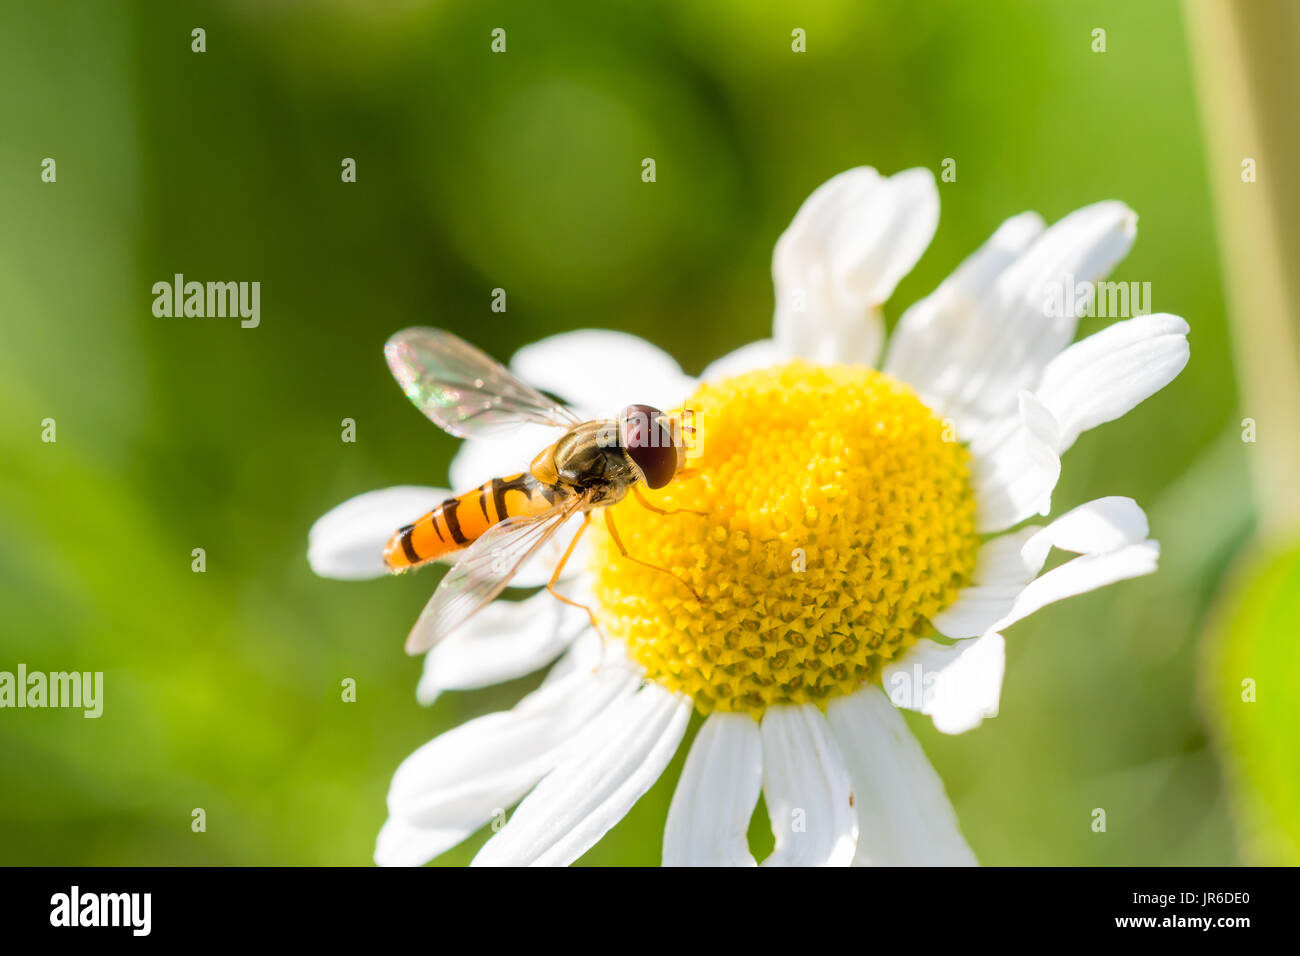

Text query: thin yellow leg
(547, 512), (602, 639)
(604, 508), (702, 602)
(632, 483), (709, 517)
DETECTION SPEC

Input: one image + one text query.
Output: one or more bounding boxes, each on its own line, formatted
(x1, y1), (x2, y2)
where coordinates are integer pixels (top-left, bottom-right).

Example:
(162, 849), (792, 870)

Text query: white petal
(896, 497), (1158, 741)
(825, 167), (939, 305)
(510, 329), (693, 416)
(930, 527), (1041, 639)
(472, 683), (691, 866)
(970, 392), (1062, 533)
(1035, 313), (1190, 452)
(374, 817), (471, 868)
(827, 686), (978, 865)
(773, 167), (938, 366)
(969, 317), (1183, 536)
(541, 629), (611, 687)
(389, 665), (637, 816)
(1020, 495), (1151, 570)
(993, 541), (1160, 633)
(416, 587), (592, 705)
(884, 211), (1045, 425)
(958, 200), (1138, 415)
(698, 339), (786, 382)
(663, 712), (762, 866)
(882, 634), (1006, 735)
(927, 497), (1156, 676)
(307, 485), (450, 580)
(895, 201), (1137, 430)
(377, 664), (640, 866)
(759, 704), (858, 866)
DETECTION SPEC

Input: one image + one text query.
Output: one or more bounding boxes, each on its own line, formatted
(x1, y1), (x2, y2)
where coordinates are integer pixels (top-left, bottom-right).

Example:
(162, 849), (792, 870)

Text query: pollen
(588, 362), (980, 718)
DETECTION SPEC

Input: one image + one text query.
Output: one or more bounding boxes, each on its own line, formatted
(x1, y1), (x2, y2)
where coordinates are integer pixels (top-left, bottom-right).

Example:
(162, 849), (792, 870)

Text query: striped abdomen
(383, 473), (562, 572)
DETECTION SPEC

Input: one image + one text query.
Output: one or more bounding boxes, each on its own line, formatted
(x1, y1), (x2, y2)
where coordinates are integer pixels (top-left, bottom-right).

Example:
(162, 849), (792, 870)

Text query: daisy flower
(308, 166), (1190, 867)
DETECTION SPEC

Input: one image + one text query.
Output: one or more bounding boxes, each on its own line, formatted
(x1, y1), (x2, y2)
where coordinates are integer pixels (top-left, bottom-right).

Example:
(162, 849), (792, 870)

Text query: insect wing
(404, 494), (586, 654)
(385, 327), (581, 438)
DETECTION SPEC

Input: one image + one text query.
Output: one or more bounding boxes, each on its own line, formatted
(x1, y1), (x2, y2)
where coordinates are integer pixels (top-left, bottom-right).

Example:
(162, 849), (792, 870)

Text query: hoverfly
(382, 328), (701, 655)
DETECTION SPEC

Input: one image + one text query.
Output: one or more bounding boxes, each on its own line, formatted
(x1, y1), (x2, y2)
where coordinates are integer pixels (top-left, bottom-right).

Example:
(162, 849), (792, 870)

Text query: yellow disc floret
(588, 362), (979, 718)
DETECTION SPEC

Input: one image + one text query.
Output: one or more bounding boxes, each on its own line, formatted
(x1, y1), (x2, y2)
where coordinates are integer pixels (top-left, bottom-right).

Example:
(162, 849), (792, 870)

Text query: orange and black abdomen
(383, 473), (561, 572)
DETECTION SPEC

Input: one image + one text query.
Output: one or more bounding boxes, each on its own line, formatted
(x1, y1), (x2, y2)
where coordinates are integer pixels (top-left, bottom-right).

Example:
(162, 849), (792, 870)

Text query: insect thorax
(552, 420), (638, 505)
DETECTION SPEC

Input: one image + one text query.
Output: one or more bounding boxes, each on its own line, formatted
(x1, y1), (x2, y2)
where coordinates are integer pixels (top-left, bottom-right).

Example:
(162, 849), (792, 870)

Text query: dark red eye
(619, 404), (677, 489)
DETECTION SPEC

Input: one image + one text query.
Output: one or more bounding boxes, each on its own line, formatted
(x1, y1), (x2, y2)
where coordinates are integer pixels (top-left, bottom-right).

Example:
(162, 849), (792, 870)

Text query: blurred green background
(0, 0), (1288, 865)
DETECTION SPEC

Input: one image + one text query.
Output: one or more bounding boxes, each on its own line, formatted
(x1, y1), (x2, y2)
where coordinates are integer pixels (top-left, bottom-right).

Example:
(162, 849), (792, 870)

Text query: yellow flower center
(588, 362), (980, 718)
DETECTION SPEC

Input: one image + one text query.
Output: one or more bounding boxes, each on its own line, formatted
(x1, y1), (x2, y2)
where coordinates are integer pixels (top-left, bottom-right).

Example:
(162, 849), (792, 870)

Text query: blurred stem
(1184, 0), (1300, 539)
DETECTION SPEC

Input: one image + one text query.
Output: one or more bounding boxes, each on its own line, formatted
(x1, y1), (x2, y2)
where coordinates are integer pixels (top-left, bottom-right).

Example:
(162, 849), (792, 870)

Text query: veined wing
(404, 492), (587, 654)
(385, 327), (582, 438)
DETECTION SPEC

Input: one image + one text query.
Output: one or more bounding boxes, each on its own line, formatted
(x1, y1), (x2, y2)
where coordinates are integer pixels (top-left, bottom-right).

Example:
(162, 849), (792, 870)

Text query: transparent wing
(404, 493), (587, 654)
(385, 327), (582, 438)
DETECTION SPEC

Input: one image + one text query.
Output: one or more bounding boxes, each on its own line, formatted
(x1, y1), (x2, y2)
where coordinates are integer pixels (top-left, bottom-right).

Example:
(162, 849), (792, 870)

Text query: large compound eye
(620, 404), (677, 489)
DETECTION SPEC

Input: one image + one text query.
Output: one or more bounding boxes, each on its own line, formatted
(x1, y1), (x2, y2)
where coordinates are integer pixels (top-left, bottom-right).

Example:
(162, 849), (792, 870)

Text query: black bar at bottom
(0, 865), (1278, 942)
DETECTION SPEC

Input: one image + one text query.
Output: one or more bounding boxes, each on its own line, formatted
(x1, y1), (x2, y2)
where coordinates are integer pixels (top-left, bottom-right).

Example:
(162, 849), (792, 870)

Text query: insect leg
(631, 483), (709, 517)
(546, 511), (603, 638)
(604, 508), (702, 602)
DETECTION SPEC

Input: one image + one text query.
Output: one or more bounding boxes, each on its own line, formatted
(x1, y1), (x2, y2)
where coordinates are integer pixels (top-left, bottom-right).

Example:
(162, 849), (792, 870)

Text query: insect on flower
(308, 167), (1192, 868)
(382, 328), (704, 654)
